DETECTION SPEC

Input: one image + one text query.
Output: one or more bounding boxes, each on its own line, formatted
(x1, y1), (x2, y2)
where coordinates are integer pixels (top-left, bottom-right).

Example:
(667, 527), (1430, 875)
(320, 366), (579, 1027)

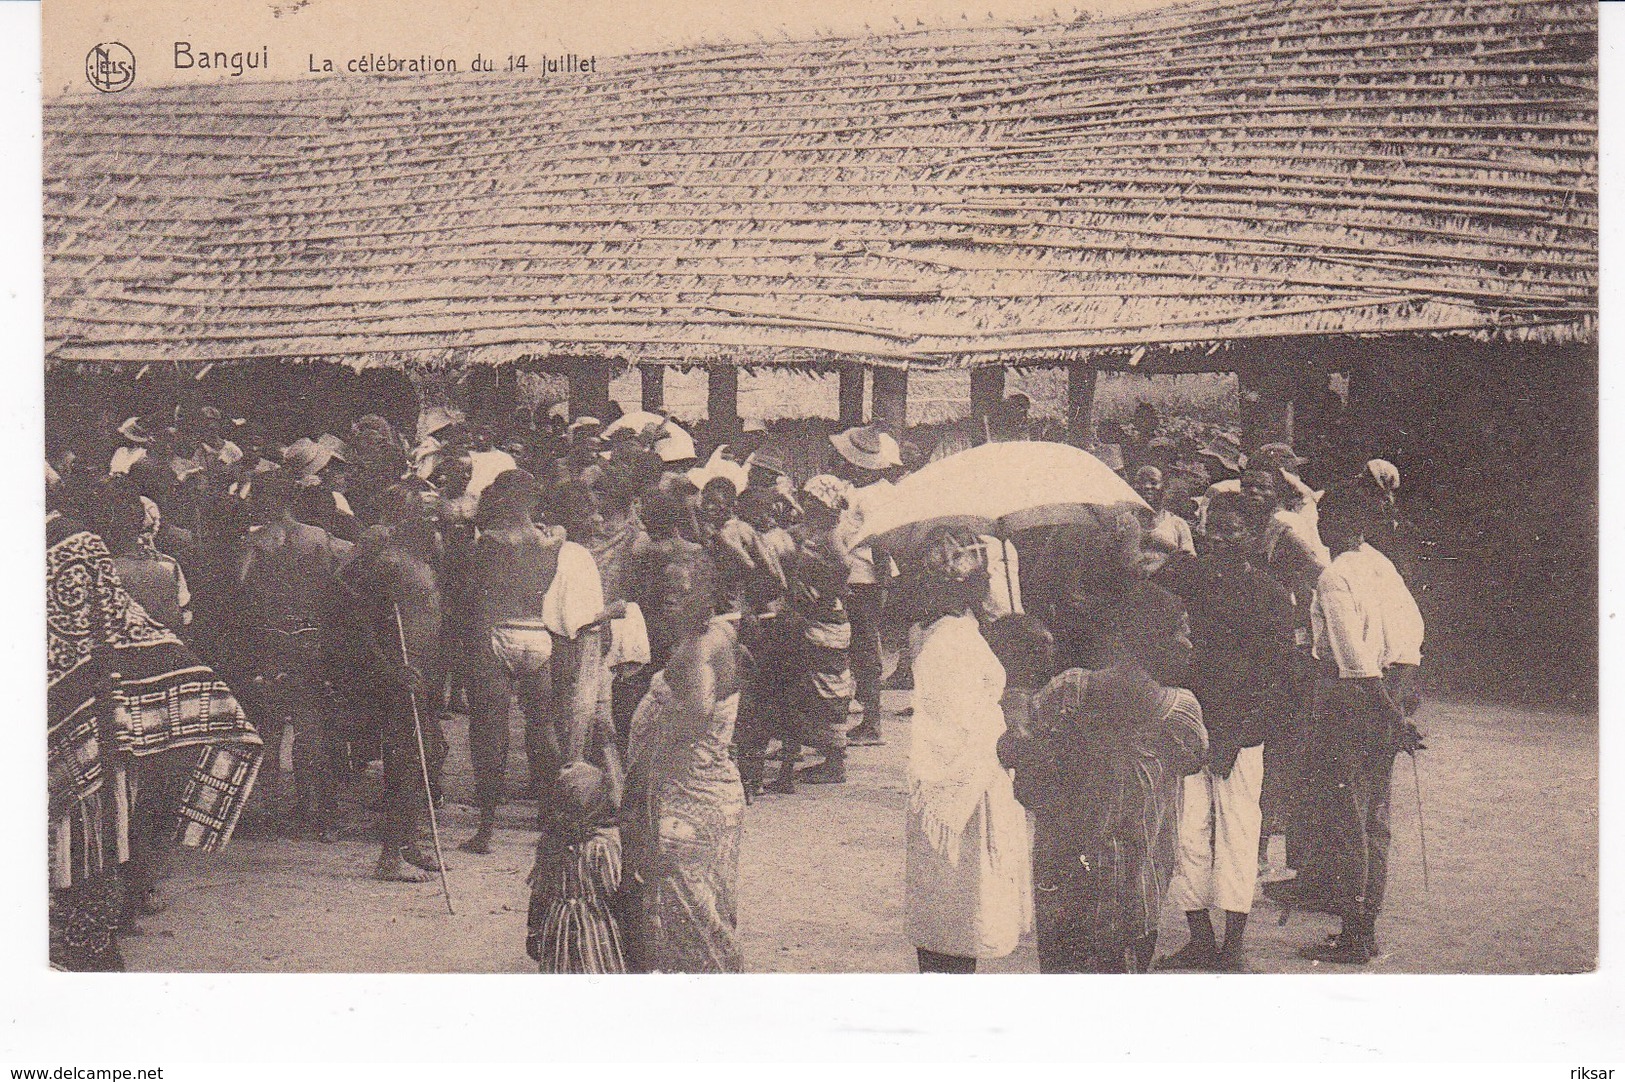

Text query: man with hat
(412, 406), (465, 480)
(1235, 456), (1330, 885)
(1160, 491), (1295, 971)
(744, 445), (800, 524)
(565, 417), (606, 488)
(651, 421), (698, 472)
(285, 435), (361, 542)
(110, 416), (153, 476)
(1295, 484), (1425, 964)
(828, 426), (902, 746)
(1197, 430), (1246, 484)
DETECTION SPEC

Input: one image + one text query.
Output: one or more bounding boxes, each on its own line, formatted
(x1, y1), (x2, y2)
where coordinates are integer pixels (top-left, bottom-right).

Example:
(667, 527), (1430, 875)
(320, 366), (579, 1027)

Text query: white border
(3, 0), (1621, 1067)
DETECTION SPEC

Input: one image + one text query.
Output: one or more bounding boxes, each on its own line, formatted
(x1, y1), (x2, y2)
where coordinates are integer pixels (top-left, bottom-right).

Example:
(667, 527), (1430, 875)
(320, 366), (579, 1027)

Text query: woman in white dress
(901, 526), (1032, 973)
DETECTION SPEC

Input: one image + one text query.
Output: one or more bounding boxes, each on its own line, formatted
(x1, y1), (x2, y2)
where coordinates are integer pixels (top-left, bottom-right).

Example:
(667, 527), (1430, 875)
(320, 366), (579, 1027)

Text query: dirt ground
(120, 693), (1597, 975)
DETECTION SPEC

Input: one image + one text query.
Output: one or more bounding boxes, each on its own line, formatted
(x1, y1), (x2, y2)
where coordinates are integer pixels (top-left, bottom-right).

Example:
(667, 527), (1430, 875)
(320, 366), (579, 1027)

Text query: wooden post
(566, 358), (611, 421)
(872, 366), (908, 436)
(1067, 364), (1097, 444)
(838, 365), (865, 425)
(707, 364), (739, 431)
(969, 367), (1005, 428)
(640, 364), (665, 412)
(1237, 360), (1292, 451)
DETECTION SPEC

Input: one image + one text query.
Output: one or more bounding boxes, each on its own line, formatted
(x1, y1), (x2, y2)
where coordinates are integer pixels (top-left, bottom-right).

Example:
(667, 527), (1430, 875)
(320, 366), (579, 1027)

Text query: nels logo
(86, 42), (135, 93)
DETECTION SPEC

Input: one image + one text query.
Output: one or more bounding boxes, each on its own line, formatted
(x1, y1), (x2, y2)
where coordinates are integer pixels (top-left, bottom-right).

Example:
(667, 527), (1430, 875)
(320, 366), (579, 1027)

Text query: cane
(394, 603), (455, 915)
(1408, 750), (1430, 893)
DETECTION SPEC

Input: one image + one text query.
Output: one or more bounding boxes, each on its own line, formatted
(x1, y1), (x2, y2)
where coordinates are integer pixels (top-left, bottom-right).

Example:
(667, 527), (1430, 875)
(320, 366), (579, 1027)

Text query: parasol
(855, 440), (1148, 547)
(858, 441), (1148, 607)
(603, 410), (670, 438)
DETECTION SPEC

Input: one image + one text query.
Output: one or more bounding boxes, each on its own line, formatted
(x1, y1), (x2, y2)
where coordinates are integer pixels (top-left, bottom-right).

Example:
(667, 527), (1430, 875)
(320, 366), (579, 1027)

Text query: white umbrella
(856, 440), (1148, 545)
(857, 441), (1148, 606)
(603, 410), (669, 438)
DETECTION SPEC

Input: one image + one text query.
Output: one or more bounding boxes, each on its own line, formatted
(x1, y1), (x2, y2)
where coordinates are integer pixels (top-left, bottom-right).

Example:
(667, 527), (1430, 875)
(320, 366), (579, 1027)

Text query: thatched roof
(43, 0), (1596, 372)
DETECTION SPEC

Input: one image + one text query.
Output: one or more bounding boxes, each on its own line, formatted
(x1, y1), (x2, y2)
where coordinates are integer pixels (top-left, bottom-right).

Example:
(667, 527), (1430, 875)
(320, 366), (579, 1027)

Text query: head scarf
(800, 474), (850, 514)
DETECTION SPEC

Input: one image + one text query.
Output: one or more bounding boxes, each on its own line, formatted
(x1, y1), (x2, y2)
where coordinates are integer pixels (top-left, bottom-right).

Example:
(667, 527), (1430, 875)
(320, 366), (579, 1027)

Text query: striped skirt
(526, 827), (627, 975)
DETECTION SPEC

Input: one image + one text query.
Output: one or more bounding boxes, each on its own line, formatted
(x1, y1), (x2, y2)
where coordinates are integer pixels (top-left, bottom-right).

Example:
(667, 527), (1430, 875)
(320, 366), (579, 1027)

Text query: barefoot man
(463, 469), (605, 854)
(337, 487), (449, 882)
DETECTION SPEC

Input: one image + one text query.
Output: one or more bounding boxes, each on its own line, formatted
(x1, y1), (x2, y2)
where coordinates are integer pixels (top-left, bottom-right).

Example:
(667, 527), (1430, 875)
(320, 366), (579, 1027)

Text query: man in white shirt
(829, 426), (901, 746)
(1298, 485), (1425, 965)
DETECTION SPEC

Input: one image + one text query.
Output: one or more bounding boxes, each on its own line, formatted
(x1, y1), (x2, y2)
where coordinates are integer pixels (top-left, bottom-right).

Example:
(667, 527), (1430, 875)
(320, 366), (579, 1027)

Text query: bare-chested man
(336, 487), (449, 882)
(463, 468), (606, 854)
(236, 468), (352, 837)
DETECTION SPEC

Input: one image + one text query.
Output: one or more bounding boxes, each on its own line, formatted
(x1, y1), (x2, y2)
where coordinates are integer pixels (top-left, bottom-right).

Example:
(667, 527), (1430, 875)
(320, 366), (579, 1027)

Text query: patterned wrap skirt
(526, 826), (627, 974)
(625, 678), (745, 973)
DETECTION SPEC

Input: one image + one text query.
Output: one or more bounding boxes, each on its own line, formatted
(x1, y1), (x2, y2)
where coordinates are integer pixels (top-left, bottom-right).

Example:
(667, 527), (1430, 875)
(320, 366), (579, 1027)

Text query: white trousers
(1167, 744), (1265, 914)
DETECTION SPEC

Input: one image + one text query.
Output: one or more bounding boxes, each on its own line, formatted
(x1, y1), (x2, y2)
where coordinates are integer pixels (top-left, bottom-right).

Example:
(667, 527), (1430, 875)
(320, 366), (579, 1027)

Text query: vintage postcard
(38, 0), (1597, 992)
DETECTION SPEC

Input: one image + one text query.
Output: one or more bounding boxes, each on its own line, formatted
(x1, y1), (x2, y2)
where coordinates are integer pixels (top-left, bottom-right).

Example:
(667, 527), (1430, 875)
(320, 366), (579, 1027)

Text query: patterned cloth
(47, 517), (262, 891)
(785, 529), (854, 709)
(47, 871), (125, 971)
(1007, 668), (1207, 972)
(527, 827), (628, 974)
(622, 674), (745, 973)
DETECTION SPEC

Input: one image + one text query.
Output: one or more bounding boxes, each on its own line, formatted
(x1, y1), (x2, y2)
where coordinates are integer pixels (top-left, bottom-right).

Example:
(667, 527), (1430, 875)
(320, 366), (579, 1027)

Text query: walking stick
(394, 603), (455, 915)
(1408, 750), (1430, 893)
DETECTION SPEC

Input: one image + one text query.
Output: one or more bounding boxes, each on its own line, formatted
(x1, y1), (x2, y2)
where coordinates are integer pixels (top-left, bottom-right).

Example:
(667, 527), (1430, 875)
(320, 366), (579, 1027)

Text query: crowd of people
(44, 388), (1424, 975)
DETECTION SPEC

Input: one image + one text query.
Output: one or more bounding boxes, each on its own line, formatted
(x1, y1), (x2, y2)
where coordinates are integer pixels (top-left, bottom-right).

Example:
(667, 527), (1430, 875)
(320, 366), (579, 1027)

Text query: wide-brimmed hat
(687, 447), (749, 496)
(117, 416), (153, 446)
(197, 405), (246, 430)
(283, 437), (339, 479)
(1252, 442), (1308, 471)
(1366, 458), (1401, 494)
(1145, 435), (1179, 460)
(315, 433), (350, 465)
(416, 406), (466, 444)
(653, 424), (697, 464)
(829, 426), (902, 471)
(1197, 430), (1246, 472)
(745, 446), (789, 478)
(109, 445), (148, 476)
(568, 416), (603, 437)
(351, 414), (397, 443)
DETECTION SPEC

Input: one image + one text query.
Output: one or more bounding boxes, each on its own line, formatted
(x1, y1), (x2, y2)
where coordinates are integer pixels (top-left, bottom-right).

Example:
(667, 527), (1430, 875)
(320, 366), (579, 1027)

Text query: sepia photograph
(34, 0), (1600, 1001)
